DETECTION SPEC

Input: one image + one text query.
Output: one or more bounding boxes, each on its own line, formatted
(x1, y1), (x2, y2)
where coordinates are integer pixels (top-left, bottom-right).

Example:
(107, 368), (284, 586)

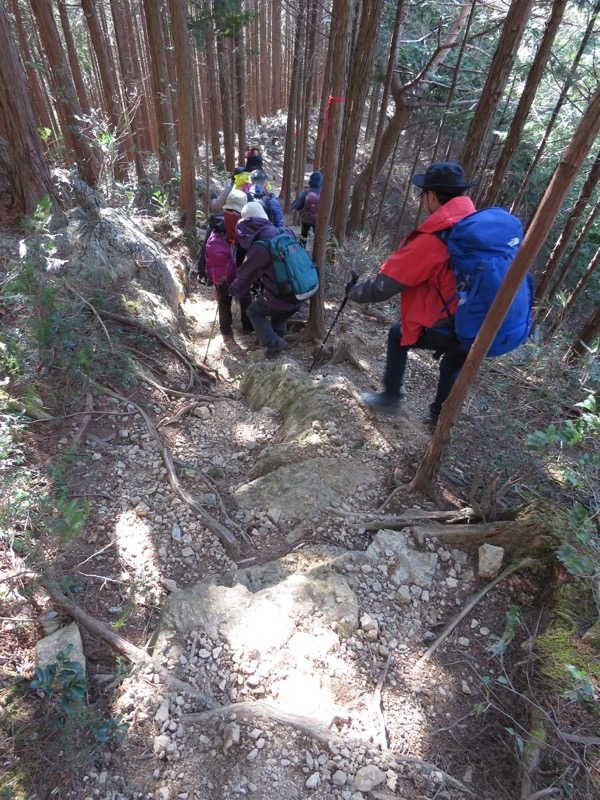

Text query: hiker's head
(308, 171), (322, 189)
(224, 189), (247, 215)
(412, 162), (477, 207)
(245, 153), (263, 171)
(241, 201), (268, 221)
(250, 169), (268, 185)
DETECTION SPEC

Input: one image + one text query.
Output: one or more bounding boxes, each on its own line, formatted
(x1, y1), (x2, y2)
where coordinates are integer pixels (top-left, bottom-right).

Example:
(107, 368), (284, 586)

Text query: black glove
(345, 270), (359, 295)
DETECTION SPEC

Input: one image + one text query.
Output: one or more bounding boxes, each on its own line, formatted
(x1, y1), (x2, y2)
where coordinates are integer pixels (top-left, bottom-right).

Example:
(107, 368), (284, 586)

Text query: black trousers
(216, 284), (252, 334)
(383, 322), (469, 415)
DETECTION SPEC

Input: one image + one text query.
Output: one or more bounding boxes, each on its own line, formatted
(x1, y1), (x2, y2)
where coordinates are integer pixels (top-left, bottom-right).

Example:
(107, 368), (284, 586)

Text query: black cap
(412, 162), (477, 191)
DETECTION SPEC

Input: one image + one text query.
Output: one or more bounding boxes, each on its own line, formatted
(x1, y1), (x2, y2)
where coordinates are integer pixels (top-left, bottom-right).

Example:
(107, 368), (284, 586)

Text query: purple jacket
(230, 218), (301, 312)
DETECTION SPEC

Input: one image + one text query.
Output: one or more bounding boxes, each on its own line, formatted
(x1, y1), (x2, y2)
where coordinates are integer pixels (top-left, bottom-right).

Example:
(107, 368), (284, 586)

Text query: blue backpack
(259, 229), (319, 301)
(438, 208), (534, 357)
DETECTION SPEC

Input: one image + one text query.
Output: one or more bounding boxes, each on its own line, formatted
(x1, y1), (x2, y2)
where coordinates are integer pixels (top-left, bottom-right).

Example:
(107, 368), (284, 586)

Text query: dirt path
(1, 261), (571, 800)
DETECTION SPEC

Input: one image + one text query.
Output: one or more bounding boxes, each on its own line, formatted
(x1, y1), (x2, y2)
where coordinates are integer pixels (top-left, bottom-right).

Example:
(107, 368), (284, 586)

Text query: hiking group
(197, 147), (322, 357)
(199, 153), (532, 425)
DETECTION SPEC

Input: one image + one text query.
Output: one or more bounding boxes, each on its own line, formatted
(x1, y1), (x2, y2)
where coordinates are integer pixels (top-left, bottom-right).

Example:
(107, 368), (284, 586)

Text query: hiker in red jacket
(349, 162), (477, 427)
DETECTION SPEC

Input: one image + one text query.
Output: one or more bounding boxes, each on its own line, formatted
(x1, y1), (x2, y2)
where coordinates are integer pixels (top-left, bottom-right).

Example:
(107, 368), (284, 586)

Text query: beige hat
(223, 189), (247, 214)
(241, 201), (268, 220)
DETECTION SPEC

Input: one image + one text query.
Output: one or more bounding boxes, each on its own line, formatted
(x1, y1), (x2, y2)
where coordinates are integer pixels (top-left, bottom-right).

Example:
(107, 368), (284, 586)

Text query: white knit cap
(223, 189), (247, 214)
(241, 201), (268, 220)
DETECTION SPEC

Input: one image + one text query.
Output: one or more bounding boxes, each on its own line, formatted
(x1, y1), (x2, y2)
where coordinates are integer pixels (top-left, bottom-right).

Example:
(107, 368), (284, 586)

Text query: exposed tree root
(66, 282), (115, 352)
(41, 578), (217, 709)
(413, 558), (535, 671)
(99, 309), (217, 386)
(97, 385), (242, 560)
(330, 338), (363, 370)
(371, 652), (392, 750)
(183, 702), (475, 796)
(520, 705), (547, 800)
(72, 392), (94, 448)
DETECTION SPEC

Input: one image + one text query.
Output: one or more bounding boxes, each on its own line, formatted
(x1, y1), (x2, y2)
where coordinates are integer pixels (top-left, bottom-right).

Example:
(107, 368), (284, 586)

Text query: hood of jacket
(308, 171), (323, 189)
(248, 185), (267, 202)
(418, 195), (476, 234)
(236, 217), (279, 250)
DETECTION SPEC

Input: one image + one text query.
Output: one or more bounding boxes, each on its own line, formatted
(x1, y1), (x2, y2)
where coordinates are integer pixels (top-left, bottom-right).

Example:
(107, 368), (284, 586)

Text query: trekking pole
(203, 300), (219, 363)
(308, 270), (359, 373)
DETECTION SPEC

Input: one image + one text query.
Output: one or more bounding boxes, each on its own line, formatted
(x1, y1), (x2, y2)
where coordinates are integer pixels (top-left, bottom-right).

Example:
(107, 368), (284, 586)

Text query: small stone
(154, 699), (170, 725)
(171, 524), (182, 542)
(181, 547), (194, 558)
(92, 452), (102, 460)
(479, 627), (490, 636)
(461, 679), (472, 695)
(332, 770), (347, 787)
(193, 406), (211, 421)
(445, 577), (459, 588)
(478, 543), (505, 579)
(395, 585), (411, 604)
(353, 765), (386, 792)
(360, 613), (377, 633)
(305, 773), (320, 789)
(458, 637), (470, 647)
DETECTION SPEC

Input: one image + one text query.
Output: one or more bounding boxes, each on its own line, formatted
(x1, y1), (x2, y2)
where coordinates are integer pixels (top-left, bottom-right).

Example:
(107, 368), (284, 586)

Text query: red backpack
(205, 231), (236, 286)
(302, 190), (320, 225)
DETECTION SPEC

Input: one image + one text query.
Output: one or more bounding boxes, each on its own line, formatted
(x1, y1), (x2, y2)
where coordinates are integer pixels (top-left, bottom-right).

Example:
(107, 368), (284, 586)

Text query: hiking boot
(423, 407), (440, 428)
(263, 337), (289, 359)
(221, 328), (234, 342)
(361, 391), (404, 415)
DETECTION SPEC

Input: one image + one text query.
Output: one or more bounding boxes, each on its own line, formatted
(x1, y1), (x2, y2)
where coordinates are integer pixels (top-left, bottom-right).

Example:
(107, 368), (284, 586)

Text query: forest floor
(1, 209), (599, 800)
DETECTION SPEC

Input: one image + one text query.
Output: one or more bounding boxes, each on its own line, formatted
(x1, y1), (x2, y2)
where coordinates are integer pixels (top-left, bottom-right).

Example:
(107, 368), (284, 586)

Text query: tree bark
(307, 0), (351, 339)
(57, 0), (92, 117)
(460, 0), (535, 179)
(566, 300), (600, 364)
(233, 1), (246, 165)
(109, 0), (146, 179)
(168, 0), (197, 232)
(546, 198), (600, 306)
(482, 0), (567, 207)
(214, 1), (235, 171)
(271, 0), (282, 112)
(332, 0), (383, 243)
(30, 0), (99, 186)
(0, 4), (56, 216)
(410, 81), (600, 496)
(347, 0), (470, 234)
(142, 0), (177, 182)
(547, 246), (600, 337)
(535, 148), (600, 303)
(510, 0), (600, 217)
(8, 0), (55, 146)
(81, 0), (129, 182)
(280, 3), (305, 209)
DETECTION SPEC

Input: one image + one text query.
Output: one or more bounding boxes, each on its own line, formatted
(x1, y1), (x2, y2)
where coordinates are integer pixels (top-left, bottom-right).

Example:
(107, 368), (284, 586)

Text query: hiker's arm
(291, 191), (306, 211)
(229, 246), (268, 298)
(350, 273), (406, 304)
(271, 198), (284, 227)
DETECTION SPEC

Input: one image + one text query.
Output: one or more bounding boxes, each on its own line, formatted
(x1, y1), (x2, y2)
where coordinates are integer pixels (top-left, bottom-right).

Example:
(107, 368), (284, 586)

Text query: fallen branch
(72, 392), (94, 448)
(326, 507), (476, 525)
(98, 385), (241, 560)
(371, 652), (392, 750)
(520, 705), (547, 800)
(66, 282), (115, 353)
(183, 702), (474, 796)
(525, 789), (562, 800)
(100, 309), (217, 386)
(158, 401), (201, 427)
(413, 557), (535, 671)
(41, 578), (216, 708)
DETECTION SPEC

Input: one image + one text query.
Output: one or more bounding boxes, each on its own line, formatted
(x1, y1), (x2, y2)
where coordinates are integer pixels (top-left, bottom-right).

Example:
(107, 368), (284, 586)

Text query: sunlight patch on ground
(113, 510), (162, 601)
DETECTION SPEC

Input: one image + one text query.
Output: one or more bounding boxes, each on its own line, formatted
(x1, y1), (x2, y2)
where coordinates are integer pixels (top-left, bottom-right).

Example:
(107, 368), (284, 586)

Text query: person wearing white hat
(230, 203), (302, 359)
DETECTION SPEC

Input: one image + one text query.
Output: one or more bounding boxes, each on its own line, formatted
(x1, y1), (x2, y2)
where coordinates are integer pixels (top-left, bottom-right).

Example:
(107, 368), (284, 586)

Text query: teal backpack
(259, 230), (319, 301)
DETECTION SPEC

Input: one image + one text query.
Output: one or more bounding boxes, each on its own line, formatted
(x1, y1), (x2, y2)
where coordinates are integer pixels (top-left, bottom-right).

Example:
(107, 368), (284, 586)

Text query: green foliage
(564, 664), (597, 705)
(30, 645), (86, 716)
(527, 394), (599, 577)
(488, 605), (521, 657)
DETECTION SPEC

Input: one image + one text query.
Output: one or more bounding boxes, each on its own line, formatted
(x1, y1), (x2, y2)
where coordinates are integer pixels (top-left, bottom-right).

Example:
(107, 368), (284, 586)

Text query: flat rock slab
(36, 621), (86, 674)
(234, 456), (377, 521)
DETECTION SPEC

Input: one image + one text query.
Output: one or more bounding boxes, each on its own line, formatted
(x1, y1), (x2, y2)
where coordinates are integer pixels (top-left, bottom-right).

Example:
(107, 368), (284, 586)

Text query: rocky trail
(1, 205), (583, 800)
